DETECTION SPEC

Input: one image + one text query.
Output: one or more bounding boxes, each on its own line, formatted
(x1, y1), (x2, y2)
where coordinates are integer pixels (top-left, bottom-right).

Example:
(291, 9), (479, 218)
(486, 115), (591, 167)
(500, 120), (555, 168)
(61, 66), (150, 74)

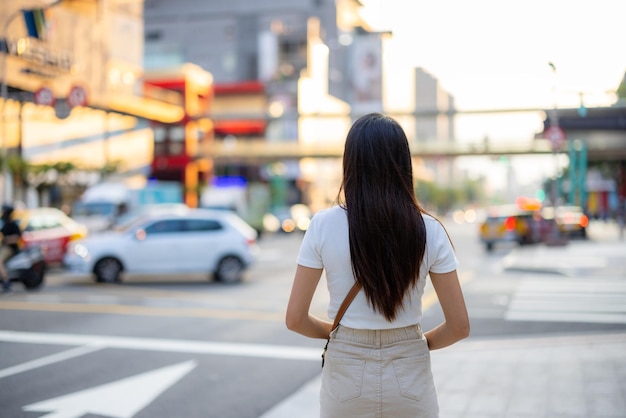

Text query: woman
(286, 113), (470, 417)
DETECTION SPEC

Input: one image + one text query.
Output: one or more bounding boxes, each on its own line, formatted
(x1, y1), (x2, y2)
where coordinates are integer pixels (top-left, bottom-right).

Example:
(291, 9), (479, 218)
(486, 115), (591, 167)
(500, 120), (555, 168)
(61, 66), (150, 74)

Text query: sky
(359, 0), (626, 191)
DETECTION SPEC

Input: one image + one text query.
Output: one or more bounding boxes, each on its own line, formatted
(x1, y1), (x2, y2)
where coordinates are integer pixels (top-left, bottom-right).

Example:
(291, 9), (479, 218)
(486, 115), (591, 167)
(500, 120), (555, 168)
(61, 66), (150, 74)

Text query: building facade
(143, 0), (451, 211)
(1, 0), (185, 207)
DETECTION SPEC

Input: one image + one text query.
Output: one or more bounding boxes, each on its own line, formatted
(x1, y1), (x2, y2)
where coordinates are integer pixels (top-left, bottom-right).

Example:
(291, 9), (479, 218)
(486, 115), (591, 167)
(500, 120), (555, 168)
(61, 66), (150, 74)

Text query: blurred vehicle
(64, 208), (257, 284)
(542, 205), (588, 239)
(5, 246), (46, 290)
(200, 178), (270, 236)
(263, 204), (311, 234)
(479, 204), (541, 251)
(72, 181), (183, 233)
(14, 207), (88, 265)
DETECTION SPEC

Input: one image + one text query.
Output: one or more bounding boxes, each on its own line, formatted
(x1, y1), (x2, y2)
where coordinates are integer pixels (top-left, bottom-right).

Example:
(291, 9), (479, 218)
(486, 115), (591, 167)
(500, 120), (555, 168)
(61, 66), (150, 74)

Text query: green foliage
(0, 154), (121, 188)
(416, 178), (485, 214)
(618, 75), (626, 99)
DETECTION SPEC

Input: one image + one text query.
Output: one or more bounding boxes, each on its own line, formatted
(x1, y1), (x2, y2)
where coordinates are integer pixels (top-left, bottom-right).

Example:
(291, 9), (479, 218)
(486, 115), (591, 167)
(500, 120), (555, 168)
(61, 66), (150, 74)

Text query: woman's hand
(286, 265), (333, 339)
(424, 270), (470, 350)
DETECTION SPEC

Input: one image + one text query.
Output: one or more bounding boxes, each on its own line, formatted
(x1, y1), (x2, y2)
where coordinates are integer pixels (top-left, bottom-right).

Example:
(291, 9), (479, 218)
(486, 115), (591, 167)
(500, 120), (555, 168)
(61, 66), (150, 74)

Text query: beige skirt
(320, 324), (438, 418)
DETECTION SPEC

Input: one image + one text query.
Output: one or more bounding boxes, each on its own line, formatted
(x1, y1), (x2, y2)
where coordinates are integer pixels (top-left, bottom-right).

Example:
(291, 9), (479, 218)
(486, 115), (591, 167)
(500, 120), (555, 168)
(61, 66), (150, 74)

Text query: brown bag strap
(331, 282), (361, 331)
(322, 282), (361, 367)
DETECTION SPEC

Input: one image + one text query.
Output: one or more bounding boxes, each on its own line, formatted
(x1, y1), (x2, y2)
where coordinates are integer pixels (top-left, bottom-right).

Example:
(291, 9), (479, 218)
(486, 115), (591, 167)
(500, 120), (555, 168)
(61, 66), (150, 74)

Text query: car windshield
(221, 211), (257, 239)
(113, 204), (189, 230)
(112, 215), (148, 232)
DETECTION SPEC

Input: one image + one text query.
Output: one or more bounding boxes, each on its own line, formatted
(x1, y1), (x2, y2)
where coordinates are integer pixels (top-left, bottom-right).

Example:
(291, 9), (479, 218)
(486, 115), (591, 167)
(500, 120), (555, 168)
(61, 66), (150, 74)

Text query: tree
(0, 154), (122, 206)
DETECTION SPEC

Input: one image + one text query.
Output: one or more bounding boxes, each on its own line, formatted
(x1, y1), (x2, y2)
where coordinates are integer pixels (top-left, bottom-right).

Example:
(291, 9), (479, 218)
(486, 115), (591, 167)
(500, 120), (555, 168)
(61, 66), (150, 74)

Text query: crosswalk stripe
(505, 276), (626, 324)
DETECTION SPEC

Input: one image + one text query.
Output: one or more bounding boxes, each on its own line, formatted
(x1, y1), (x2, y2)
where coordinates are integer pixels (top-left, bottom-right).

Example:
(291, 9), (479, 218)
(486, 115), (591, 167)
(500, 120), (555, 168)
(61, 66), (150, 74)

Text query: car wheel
(94, 257), (123, 283)
(22, 261), (46, 290)
(215, 256), (244, 284)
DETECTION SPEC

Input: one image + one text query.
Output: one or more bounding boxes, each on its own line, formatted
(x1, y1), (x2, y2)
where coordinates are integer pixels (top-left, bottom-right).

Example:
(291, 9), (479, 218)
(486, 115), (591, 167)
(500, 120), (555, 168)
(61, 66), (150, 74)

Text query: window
(185, 219), (222, 232)
(144, 219), (184, 234)
(153, 126), (167, 155)
(25, 214), (63, 231)
(145, 30), (162, 42)
(169, 126), (185, 155)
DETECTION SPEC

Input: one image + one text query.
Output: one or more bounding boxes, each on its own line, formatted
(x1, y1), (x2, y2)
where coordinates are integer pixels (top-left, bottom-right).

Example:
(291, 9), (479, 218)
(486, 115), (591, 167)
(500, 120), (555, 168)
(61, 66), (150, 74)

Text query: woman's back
(297, 205), (457, 330)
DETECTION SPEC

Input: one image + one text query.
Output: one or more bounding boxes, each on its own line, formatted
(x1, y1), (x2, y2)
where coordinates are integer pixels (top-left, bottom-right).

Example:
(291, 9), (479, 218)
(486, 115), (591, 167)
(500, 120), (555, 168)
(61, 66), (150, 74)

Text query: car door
(180, 217), (228, 271)
(123, 218), (185, 273)
(21, 211), (70, 265)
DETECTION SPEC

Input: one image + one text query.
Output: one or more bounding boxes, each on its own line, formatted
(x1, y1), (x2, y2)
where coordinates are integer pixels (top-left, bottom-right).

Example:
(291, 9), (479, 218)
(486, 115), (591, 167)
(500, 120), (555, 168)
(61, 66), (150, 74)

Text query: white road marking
(506, 277), (626, 324)
(0, 344), (102, 379)
(259, 375), (321, 418)
(0, 330), (321, 361)
(23, 360), (197, 418)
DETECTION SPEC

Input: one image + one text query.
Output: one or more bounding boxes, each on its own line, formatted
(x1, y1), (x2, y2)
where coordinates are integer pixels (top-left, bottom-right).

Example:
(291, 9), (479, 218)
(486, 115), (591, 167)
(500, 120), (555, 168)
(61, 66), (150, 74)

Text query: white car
(63, 208), (257, 284)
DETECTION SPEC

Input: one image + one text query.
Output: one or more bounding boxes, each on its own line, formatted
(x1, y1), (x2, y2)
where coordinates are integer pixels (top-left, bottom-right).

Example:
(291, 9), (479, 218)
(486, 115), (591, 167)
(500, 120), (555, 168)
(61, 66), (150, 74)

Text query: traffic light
(535, 189), (546, 202)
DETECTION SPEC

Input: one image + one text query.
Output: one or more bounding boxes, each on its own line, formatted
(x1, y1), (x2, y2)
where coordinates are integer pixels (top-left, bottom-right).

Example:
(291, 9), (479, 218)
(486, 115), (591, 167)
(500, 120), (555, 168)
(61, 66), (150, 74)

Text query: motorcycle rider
(0, 204), (22, 292)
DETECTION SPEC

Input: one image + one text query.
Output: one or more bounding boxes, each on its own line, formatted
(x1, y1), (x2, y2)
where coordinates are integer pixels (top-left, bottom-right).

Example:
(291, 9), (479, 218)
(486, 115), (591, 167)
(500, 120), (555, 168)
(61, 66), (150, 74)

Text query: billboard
(350, 32), (383, 113)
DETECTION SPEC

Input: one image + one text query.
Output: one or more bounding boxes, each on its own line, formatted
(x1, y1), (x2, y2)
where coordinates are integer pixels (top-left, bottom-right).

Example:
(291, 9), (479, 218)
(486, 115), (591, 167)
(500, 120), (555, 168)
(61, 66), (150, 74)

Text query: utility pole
(545, 62), (567, 245)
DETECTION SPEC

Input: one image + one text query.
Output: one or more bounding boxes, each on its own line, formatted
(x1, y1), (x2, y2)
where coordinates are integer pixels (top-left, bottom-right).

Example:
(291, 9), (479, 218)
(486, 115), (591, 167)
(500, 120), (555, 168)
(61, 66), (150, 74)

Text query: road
(0, 219), (624, 418)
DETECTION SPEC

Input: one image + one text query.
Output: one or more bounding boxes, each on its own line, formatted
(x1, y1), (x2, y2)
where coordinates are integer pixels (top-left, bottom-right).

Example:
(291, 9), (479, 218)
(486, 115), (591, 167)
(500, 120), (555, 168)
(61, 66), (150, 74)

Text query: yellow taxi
(479, 202), (543, 251)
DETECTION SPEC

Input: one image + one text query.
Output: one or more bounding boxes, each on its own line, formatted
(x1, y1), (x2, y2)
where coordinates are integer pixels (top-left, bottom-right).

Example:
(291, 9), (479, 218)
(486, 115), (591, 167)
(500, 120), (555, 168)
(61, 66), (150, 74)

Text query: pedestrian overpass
(199, 138), (621, 163)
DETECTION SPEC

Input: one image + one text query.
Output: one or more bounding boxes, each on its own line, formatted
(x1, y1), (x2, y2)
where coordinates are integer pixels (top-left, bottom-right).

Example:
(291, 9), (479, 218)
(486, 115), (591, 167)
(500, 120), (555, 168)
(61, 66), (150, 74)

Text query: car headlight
(69, 243), (90, 259)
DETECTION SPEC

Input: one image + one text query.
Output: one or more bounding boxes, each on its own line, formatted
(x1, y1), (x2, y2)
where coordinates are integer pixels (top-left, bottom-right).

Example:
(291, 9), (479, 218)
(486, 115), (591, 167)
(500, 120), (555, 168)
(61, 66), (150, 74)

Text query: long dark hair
(337, 113), (427, 321)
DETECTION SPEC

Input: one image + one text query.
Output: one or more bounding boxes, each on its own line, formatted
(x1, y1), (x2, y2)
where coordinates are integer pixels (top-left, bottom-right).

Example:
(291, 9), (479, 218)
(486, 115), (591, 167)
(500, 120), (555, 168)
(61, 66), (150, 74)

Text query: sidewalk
(261, 332), (626, 418)
(502, 220), (626, 277)
(261, 221), (626, 418)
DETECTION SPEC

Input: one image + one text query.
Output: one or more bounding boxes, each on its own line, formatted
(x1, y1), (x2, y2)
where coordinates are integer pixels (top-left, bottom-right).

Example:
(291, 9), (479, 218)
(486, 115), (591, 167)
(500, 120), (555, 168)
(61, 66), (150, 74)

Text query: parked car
(63, 208), (258, 284)
(542, 205), (588, 239)
(479, 205), (541, 251)
(14, 207), (88, 265)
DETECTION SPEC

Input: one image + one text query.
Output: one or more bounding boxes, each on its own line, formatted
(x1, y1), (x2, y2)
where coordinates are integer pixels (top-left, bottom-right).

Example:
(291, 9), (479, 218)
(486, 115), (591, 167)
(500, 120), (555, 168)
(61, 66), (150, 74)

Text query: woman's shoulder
(312, 205), (345, 220)
(422, 212), (439, 224)
(308, 205), (346, 229)
(422, 213), (447, 233)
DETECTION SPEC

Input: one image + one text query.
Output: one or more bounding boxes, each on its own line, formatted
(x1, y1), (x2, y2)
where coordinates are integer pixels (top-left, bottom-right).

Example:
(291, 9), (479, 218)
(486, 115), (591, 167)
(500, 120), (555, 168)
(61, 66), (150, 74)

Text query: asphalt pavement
(260, 220), (626, 418)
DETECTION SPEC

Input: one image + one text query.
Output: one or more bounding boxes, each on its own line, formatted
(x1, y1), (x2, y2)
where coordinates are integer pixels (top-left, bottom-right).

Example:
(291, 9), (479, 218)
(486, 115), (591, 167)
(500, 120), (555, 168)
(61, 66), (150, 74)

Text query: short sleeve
(296, 214), (323, 269)
(428, 221), (457, 274)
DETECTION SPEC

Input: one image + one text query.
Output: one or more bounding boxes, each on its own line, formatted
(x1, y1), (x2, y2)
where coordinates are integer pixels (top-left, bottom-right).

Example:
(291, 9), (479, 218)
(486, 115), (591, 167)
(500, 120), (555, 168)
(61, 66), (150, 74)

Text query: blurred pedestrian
(286, 113), (470, 417)
(0, 204), (22, 293)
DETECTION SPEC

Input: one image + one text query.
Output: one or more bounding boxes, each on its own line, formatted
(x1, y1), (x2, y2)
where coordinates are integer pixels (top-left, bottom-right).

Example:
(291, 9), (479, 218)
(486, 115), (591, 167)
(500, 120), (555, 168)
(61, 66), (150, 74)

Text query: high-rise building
(143, 0), (379, 210)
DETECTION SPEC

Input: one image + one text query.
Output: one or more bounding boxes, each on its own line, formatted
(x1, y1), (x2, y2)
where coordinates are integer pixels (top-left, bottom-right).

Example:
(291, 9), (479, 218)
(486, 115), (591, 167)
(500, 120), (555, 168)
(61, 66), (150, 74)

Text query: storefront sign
(5, 37), (73, 74)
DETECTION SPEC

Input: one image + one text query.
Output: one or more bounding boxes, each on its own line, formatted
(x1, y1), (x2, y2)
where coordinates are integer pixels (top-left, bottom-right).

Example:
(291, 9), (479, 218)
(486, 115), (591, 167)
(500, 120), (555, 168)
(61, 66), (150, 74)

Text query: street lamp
(545, 61), (567, 245)
(1, 0), (63, 204)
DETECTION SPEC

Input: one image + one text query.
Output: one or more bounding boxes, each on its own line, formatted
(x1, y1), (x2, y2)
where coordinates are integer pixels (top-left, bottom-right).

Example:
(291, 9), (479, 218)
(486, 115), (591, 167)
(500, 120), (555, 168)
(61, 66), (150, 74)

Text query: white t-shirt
(297, 205), (457, 329)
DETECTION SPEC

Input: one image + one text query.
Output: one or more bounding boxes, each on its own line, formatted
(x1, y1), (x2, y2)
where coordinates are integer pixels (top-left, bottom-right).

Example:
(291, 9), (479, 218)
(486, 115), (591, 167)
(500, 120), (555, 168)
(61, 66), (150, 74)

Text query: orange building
(143, 65), (214, 207)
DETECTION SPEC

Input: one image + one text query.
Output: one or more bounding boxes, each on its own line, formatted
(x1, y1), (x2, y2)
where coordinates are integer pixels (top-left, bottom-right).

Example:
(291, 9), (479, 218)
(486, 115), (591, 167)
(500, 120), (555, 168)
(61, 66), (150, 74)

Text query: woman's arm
(286, 265), (333, 339)
(423, 270), (470, 350)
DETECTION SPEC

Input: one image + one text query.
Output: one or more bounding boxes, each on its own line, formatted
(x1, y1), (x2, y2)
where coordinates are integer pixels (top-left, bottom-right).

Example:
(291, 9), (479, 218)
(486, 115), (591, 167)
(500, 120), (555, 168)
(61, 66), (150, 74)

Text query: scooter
(6, 246), (46, 290)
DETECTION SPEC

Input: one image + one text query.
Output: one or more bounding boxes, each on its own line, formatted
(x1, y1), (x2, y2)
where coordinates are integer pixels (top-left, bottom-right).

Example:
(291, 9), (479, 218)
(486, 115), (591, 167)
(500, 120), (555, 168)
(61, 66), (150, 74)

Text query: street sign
(54, 100), (71, 119)
(67, 85), (87, 108)
(34, 87), (56, 107)
(544, 125), (566, 151)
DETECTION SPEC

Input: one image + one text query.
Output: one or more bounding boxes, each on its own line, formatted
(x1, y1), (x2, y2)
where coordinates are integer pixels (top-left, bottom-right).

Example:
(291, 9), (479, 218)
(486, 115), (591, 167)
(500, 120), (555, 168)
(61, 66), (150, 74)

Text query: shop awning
(103, 96), (185, 124)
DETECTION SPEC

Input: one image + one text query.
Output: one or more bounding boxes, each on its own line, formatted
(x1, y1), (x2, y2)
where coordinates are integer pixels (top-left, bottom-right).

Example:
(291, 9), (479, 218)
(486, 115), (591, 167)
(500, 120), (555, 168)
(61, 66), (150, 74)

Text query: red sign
(545, 125), (566, 150)
(34, 87), (56, 106)
(67, 85), (88, 108)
